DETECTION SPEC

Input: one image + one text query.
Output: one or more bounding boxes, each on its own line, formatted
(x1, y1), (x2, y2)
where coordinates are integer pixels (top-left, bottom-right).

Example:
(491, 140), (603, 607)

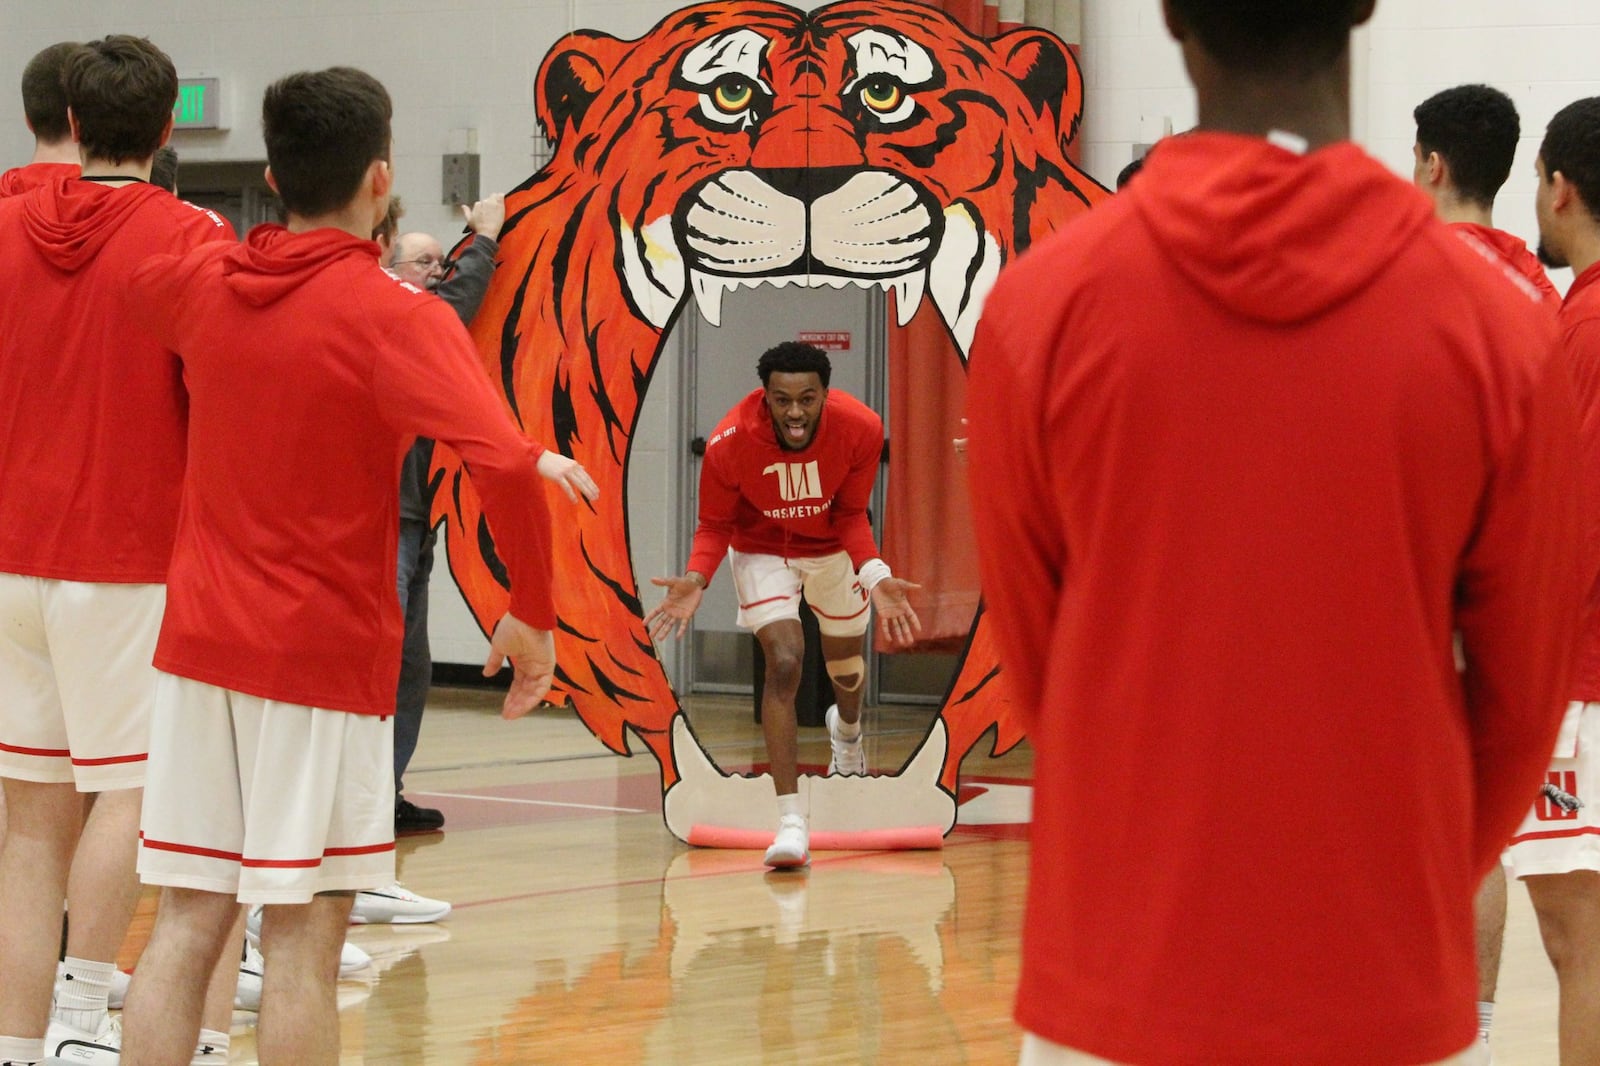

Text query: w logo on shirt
(1537, 770), (1582, 821)
(764, 461), (822, 502)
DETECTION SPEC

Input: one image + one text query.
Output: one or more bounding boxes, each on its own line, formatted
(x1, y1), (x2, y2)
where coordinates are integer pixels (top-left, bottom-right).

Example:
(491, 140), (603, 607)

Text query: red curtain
(881, 0), (1082, 652)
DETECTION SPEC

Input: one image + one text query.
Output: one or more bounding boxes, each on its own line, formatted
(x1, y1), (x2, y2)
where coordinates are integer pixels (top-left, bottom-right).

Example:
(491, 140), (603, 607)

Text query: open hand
(644, 574), (705, 641)
(537, 451), (600, 503)
(483, 613), (556, 719)
(872, 577), (923, 647)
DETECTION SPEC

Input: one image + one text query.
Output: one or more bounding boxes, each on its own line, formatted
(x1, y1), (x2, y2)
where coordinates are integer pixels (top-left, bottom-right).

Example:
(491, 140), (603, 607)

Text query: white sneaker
(45, 1012), (121, 1063)
(350, 882), (451, 925)
(826, 704), (866, 776)
(340, 939), (373, 977)
(246, 904), (372, 977)
(764, 814), (810, 868)
(236, 939), (263, 1011)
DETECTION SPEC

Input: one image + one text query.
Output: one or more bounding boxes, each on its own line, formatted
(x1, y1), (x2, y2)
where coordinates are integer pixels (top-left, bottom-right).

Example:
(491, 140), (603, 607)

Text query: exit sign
(172, 77), (222, 130)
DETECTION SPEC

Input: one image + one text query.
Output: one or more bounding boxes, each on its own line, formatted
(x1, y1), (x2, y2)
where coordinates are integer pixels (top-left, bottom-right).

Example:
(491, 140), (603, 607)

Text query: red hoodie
(0, 177), (234, 583)
(686, 387), (883, 583)
(1450, 221), (1561, 308)
(1562, 261), (1600, 699)
(967, 133), (1582, 1066)
(129, 225), (555, 717)
(0, 161), (78, 196)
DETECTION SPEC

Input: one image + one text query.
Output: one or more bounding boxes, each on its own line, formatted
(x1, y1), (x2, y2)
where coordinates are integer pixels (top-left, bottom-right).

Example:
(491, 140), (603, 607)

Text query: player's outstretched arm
(484, 613), (556, 719)
(644, 573), (706, 642)
(536, 450), (600, 503)
(871, 576), (923, 647)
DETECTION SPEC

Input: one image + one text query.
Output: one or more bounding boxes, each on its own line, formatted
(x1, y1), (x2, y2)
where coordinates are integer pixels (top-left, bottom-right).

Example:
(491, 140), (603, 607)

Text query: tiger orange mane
(434, 0), (1108, 794)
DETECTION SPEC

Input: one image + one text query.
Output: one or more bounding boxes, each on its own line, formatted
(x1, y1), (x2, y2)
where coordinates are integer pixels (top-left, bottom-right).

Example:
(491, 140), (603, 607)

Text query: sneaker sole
(350, 905), (451, 925)
(763, 851), (810, 869)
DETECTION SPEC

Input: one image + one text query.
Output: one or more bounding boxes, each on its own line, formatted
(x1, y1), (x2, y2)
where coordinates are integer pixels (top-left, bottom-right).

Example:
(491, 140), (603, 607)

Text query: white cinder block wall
(1079, 0), (1600, 291)
(1, 0), (1597, 663)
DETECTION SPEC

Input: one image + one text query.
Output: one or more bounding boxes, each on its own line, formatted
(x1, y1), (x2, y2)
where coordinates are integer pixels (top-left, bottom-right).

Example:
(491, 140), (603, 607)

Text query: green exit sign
(173, 77), (222, 130)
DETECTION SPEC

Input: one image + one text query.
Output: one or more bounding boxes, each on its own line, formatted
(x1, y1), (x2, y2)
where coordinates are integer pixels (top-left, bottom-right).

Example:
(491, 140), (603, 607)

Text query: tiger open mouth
(621, 168), (1001, 355)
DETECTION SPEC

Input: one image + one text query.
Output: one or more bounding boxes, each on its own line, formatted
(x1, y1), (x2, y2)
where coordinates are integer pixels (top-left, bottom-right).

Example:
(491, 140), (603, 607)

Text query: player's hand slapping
(537, 451), (600, 503)
(871, 577), (923, 647)
(644, 573), (706, 641)
(484, 613), (556, 719)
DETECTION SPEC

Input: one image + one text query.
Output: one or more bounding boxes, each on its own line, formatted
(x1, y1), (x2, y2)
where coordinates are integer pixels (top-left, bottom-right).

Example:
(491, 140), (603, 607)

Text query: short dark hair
(63, 36), (177, 164)
(262, 67), (391, 218)
(1414, 85), (1520, 208)
(21, 42), (80, 143)
(1541, 97), (1600, 221)
(149, 145), (178, 193)
(757, 341), (831, 388)
(374, 194), (403, 245)
(1166, 0), (1366, 74)
(1115, 155), (1146, 190)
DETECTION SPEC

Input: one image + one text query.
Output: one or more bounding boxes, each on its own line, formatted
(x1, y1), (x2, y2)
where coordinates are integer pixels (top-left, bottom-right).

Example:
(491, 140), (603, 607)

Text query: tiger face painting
(433, 0), (1109, 834)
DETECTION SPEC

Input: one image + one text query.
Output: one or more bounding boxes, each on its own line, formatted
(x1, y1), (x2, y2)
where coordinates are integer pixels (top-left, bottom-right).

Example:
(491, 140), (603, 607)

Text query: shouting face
(764, 370), (826, 450)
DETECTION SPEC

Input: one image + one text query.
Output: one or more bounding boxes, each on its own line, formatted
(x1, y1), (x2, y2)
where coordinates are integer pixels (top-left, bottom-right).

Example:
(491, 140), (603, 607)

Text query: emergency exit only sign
(797, 330), (851, 351)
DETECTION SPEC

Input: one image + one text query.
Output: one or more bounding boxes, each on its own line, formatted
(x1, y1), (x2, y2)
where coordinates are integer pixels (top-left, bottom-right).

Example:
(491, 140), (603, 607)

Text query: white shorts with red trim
(1507, 701), (1600, 878)
(137, 673), (395, 904)
(0, 574), (162, 791)
(729, 548), (870, 637)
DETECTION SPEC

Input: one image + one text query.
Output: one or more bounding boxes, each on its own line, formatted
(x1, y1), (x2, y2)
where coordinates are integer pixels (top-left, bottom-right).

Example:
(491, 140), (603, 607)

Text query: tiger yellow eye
(714, 78), (754, 113)
(861, 80), (902, 113)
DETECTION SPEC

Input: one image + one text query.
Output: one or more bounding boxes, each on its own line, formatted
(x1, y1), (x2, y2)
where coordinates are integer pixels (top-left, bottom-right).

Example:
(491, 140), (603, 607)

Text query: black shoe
(395, 797), (445, 834)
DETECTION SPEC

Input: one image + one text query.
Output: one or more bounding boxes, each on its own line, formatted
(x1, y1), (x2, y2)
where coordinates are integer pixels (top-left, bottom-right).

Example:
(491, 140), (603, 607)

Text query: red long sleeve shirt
(0, 178), (234, 583)
(686, 388), (883, 583)
(968, 133), (1582, 1066)
(130, 225), (554, 716)
(1563, 262), (1600, 699)
(1450, 222), (1561, 307)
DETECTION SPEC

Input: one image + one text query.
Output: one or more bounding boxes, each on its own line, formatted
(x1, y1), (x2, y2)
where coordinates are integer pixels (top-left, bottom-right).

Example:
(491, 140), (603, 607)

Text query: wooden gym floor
(118, 687), (1559, 1064)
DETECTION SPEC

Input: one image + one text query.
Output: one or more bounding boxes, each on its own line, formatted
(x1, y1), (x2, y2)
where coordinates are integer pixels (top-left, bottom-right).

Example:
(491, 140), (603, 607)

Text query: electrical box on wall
(442, 153), (479, 205)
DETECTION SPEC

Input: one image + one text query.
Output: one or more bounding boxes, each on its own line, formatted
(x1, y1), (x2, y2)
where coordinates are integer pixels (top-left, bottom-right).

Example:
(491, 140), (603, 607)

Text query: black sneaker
(395, 797), (445, 835)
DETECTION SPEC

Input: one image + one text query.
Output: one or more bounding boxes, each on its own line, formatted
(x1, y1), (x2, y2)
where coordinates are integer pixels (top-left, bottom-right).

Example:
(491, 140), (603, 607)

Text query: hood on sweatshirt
(223, 223), (382, 306)
(1134, 132), (1433, 325)
(21, 176), (166, 272)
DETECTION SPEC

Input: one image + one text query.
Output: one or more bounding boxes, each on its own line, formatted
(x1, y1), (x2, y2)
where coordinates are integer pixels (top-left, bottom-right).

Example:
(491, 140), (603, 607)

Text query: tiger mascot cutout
(433, 0), (1109, 839)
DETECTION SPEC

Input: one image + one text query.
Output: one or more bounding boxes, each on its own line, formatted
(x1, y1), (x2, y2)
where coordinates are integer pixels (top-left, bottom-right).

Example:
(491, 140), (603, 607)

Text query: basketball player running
(646, 341), (920, 869)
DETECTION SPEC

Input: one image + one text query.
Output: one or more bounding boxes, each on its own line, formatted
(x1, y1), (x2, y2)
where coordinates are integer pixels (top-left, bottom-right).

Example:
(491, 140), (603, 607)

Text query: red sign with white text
(797, 330), (851, 351)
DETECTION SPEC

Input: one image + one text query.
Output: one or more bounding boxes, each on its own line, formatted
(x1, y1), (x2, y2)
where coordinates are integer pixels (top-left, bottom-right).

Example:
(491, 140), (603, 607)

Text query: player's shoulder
(706, 397), (754, 453)
(985, 195), (1140, 322)
(135, 189), (235, 243)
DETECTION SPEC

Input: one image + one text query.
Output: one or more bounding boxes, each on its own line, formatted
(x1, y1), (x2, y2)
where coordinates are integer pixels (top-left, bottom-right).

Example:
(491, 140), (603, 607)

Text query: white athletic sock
(0, 1033), (45, 1064)
(833, 712), (861, 739)
(193, 1028), (230, 1064)
(777, 793), (805, 820)
(54, 956), (114, 1031)
(1476, 1000), (1495, 1042)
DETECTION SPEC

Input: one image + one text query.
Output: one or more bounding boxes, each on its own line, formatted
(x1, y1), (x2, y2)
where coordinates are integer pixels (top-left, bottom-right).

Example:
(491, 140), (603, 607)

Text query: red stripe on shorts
(1511, 826), (1600, 845)
(739, 593), (796, 610)
(139, 833), (244, 862)
(72, 752), (148, 767)
(245, 841), (396, 868)
(0, 740), (72, 758)
(140, 835), (395, 866)
(812, 602), (869, 621)
(324, 842), (397, 857)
